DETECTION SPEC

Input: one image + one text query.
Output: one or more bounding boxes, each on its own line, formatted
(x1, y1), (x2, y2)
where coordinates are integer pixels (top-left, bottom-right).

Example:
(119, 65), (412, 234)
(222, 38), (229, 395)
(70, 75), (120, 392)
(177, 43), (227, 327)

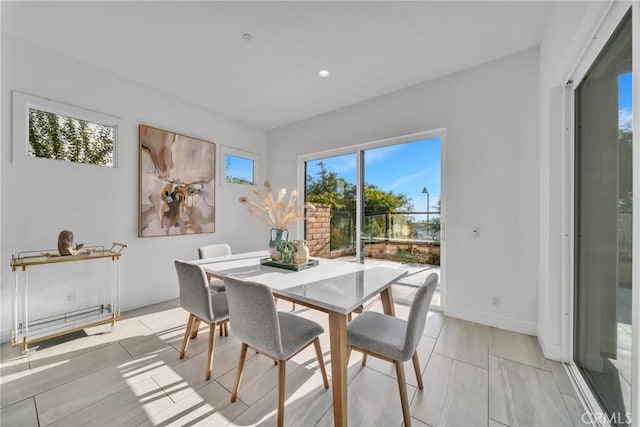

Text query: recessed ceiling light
(318, 69), (330, 78)
(242, 33), (252, 42)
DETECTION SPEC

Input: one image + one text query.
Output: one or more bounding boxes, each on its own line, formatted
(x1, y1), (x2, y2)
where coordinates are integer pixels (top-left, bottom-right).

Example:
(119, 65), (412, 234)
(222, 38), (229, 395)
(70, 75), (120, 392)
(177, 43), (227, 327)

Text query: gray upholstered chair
(223, 276), (329, 427)
(198, 243), (232, 293)
(175, 260), (230, 380)
(347, 273), (438, 427)
(194, 243), (232, 337)
(198, 243), (232, 259)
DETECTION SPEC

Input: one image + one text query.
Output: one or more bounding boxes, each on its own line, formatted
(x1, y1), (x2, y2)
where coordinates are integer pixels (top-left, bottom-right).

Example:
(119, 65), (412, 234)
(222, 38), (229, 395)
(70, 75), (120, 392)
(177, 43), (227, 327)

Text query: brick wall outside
(306, 202), (356, 259)
(306, 203), (331, 257)
(306, 202), (439, 261)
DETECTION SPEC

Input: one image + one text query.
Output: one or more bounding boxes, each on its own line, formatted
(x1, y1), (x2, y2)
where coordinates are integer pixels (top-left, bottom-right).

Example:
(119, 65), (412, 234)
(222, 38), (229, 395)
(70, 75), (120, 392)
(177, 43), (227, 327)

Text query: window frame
(12, 91), (121, 167)
(220, 145), (259, 187)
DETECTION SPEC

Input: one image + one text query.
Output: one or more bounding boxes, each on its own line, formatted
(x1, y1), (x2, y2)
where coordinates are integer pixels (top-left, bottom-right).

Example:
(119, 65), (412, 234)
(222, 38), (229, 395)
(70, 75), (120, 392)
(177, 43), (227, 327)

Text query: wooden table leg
(380, 287), (396, 316)
(328, 312), (348, 427)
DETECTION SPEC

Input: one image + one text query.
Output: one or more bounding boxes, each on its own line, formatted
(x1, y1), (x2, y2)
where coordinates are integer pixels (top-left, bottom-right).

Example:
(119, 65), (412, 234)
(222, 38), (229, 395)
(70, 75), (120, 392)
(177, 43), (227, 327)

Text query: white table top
(195, 254), (408, 314)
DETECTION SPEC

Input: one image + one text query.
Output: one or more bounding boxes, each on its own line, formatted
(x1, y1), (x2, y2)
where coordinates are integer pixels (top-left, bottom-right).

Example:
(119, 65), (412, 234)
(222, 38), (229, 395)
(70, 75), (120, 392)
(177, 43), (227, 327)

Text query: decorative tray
(260, 257), (319, 271)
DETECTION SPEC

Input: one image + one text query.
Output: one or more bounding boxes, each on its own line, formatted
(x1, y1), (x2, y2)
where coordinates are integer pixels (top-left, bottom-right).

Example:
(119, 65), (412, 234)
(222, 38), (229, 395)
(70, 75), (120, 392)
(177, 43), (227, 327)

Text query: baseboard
(536, 325), (562, 361)
(444, 305), (537, 336)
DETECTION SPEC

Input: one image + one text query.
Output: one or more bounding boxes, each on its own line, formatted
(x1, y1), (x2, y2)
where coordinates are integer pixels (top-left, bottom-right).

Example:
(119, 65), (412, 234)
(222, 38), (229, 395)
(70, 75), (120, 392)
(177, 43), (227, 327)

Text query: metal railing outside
(330, 211), (441, 251)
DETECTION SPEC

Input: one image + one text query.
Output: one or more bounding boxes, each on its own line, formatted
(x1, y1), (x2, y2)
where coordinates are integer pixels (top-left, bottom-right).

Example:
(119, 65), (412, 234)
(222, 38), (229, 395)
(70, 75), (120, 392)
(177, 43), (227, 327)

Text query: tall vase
(269, 228), (289, 261)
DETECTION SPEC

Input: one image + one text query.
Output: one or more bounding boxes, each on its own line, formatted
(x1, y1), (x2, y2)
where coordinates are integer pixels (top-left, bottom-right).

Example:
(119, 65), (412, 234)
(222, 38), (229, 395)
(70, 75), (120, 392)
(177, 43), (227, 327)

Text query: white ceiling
(2, 1), (553, 130)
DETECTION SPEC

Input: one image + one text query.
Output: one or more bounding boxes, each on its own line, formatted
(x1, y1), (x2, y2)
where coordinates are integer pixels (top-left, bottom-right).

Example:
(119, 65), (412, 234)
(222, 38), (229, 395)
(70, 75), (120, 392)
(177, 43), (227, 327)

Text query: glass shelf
(10, 242), (126, 351)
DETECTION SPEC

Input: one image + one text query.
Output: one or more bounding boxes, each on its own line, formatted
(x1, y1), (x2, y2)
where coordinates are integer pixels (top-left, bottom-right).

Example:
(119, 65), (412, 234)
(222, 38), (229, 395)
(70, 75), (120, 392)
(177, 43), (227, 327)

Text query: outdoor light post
(422, 187), (430, 240)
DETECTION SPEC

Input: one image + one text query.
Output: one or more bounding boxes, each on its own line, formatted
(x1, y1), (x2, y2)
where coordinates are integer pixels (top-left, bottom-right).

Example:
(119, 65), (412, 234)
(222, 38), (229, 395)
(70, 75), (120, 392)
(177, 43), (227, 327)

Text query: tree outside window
(28, 108), (115, 167)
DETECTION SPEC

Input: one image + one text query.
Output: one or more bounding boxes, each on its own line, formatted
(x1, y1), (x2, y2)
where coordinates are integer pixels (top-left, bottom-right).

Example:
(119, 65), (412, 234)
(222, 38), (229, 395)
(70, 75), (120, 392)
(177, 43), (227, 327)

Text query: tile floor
(1, 292), (585, 426)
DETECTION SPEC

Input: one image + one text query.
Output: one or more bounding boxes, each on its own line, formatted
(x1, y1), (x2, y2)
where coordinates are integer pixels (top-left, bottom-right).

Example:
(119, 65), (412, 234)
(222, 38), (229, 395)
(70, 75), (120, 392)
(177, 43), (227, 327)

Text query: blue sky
(306, 137), (441, 213)
(619, 72), (633, 128)
(225, 154), (254, 183)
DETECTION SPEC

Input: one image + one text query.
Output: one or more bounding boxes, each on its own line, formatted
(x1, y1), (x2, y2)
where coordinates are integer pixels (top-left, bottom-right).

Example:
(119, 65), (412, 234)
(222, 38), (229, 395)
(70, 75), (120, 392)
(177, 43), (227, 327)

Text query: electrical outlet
(66, 292), (76, 305)
(491, 296), (500, 307)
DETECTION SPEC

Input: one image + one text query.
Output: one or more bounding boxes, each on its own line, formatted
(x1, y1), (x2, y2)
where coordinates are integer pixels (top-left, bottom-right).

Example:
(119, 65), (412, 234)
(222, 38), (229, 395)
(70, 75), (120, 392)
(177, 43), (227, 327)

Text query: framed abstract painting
(139, 125), (216, 237)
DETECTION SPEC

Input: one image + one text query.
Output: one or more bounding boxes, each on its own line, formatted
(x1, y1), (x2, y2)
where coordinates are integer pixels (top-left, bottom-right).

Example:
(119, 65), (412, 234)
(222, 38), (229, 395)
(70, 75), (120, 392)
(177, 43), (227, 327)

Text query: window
(223, 152), (256, 185)
(28, 108), (115, 167)
(12, 91), (120, 167)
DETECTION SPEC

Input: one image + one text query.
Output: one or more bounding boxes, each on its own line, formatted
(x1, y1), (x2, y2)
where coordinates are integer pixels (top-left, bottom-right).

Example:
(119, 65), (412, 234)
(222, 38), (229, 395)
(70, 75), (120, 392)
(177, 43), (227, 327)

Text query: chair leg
(180, 314), (195, 359)
(313, 338), (329, 389)
(395, 361), (411, 427)
(206, 323), (217, 380)
(219, 322), (224, 336)
(231, 343), (248, 402)
(224, 320), (229, 336)
(347, 312), (352, 322)
(412, 352), (423, 390)
(190, 318), (201, 339)
(277, 360), (286, 427)
(362, 353), (368, 366)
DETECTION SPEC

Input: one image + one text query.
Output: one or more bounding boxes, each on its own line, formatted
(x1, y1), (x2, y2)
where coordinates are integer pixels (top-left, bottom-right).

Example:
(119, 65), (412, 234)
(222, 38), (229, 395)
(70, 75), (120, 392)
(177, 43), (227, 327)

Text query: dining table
(191, 251), (408, 427)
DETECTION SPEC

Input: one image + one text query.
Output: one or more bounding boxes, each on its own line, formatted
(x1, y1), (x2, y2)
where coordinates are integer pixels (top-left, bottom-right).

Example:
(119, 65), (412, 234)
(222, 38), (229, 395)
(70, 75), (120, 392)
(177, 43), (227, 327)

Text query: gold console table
(10, 242), (126, 351)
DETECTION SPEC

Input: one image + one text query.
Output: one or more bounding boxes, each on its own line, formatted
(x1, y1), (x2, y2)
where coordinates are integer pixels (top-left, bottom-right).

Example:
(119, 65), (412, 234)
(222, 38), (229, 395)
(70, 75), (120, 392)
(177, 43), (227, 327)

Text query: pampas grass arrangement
(239, 181), (315, 229)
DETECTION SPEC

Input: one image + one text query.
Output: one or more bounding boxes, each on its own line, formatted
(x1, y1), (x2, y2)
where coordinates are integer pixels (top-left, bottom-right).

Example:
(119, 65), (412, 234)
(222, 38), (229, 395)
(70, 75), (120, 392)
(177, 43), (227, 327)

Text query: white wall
(0, 34), (267, 342)
(267, 48), (541, 334)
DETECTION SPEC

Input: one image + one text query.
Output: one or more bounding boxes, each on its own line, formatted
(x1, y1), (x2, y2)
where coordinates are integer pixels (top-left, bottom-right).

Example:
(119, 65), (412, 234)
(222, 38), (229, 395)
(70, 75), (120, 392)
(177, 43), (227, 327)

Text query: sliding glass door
(574, 11), (632, 424)
(302, 132), (443, 307)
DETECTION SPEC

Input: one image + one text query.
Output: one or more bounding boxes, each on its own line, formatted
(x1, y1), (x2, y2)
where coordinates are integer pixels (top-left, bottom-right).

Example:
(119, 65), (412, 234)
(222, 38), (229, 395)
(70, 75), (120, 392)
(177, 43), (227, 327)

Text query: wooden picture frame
(138, 124), (216, 237)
